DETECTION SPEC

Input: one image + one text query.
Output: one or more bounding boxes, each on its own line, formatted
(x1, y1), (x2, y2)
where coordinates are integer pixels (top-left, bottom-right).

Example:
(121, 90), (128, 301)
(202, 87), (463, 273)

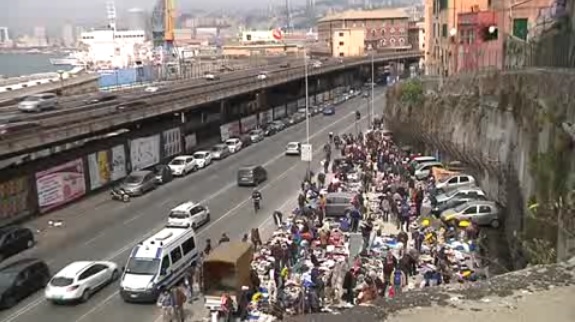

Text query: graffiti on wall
(0, 177), (33, 221)
(36, 159), (86, 213)
(130, 135), (161, 170)
(110, 145), (127, 181)
(162, 127), (182, 159)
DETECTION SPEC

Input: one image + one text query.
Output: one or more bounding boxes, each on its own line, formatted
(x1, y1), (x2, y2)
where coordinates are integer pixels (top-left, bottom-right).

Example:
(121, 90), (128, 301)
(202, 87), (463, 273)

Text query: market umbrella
(458, 220), (471, 228)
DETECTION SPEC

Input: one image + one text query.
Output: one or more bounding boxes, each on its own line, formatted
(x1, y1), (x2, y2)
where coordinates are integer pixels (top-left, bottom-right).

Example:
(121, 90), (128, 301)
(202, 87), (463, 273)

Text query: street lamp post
(304, 48), (311, 176)
(370, 51), (375, 128)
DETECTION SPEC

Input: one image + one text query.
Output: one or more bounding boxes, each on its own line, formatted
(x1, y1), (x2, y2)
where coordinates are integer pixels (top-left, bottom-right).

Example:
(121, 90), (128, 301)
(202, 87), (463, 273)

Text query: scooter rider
(329, 131), (334, 143)
(252, 189), (262, 212)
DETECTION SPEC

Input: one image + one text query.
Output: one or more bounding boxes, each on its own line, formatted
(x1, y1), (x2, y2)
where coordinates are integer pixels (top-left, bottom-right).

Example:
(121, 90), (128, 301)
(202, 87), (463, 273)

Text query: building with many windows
(317, 9), (410, 56)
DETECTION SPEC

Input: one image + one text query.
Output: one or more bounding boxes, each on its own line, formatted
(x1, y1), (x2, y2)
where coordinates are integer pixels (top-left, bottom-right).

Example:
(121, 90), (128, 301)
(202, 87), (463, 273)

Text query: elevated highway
(0, 51), (422, 158)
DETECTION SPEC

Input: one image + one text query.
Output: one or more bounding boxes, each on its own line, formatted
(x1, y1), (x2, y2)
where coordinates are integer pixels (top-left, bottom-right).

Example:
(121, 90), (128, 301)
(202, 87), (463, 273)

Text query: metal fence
(504, 29), (575, 69)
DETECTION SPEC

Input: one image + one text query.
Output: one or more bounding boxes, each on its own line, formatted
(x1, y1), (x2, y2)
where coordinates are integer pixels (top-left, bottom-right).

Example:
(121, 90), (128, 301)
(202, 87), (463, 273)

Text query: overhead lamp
(449, 28), (457, 36)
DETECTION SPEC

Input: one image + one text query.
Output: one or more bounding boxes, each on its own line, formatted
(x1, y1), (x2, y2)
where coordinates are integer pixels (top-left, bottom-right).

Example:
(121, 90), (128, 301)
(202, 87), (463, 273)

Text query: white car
(144, 86), (160, 93)
(414, 161), (444, 180)
(193, 151), (213, 168)
(45, 261), (119, 303)
(168, 155), (198, 176)
(167, 201), (210, 229)
(285, 142), (301, 155)
(256, 73), (268, 80)
(435, 174), (476, 192)
(225, 138), (242, 153)
(204, 73), (219, 81)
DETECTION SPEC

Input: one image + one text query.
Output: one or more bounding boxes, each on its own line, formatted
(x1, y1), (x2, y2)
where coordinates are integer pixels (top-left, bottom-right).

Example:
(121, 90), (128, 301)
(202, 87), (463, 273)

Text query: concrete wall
(384, 69), (575, 266)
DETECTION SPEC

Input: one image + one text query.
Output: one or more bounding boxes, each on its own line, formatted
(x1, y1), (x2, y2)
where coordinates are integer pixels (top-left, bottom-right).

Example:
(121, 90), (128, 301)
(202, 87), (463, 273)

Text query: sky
(1, 0), (307, 32)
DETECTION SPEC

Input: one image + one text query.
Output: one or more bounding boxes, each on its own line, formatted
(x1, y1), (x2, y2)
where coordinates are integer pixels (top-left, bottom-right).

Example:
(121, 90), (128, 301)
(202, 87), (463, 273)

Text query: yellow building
(332, 28), (366, 57)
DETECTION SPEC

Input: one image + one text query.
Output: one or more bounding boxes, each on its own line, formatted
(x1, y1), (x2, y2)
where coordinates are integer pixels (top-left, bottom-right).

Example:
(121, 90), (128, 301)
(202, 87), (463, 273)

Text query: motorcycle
(111, 188), (130, 202)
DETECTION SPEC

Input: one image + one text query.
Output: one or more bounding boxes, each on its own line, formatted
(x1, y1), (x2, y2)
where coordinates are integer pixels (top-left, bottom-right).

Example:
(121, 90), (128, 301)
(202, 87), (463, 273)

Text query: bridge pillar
(220, 100), (227, 122)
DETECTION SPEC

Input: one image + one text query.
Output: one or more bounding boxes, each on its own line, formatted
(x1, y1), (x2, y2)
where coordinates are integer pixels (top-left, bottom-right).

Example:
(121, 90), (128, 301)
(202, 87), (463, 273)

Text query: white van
(119, 227), (198, 302)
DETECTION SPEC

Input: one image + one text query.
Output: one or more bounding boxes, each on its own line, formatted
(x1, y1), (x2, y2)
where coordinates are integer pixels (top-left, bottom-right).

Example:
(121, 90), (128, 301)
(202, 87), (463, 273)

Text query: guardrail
(0, 51), (422, 156)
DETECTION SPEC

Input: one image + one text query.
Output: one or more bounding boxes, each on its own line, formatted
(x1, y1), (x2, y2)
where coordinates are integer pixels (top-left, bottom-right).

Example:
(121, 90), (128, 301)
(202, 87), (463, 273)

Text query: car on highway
(45, 261), (119, 303)
(285, 142), (301, 156)
(115, 100), (149, 112)
(440, 200), (501, 228)
(167, 201), (211, 229)
(117, 170), (158, 196)
(322, 104), (335, 115)
(210, 143), (231, 160)
(249, 129), (265, 143)
(168, 155), (199, 175)
(193, 151), (213, 168)
(0, 258), (50, 309)
(237, 165), (268, 186)
(0, 122), (40, 138)
(312, 61), (322, 68)
(225, 138), (243, 153)
(279, 62), (291, 68)
(435, 174), (476, 193)
(0, 226), (35, 262)
(18, 93), (58, 112)
(84, 93), (118, 104)
(256, 72), (268, 80)
(204, 73), (219, 81)
(144, 86), (161, 93)
(153, 164), (173, 185)
(120, 227), (198, 302)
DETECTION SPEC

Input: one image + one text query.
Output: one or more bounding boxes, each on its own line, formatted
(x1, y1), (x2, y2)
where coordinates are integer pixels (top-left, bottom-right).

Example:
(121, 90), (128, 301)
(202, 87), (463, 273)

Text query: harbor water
(0, 53), (68, 77)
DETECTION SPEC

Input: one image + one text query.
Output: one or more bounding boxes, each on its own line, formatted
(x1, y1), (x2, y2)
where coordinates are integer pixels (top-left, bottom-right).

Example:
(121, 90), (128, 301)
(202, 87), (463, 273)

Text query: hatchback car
(435, 174), (476, 192)
(0, 259), (50, 309)
(45, 261), (119, 303)
(325, 193), (355, 217)
(18, 93), (58, 112)
(237, 165), (267, 186)
(167, 201), (211, 229)
(168, 155), (198, 176)
(0, 227), (35, 262)
(432, 186), (486, 206)
(285, 142), (301, 156)
(117, 171), (157, 196)
(193, 151), (212, 168)
(210, 144), (231, 160)
(249, 129), (265, 143)
(225, 138), (243, 153)
(440, 200), (501, 228)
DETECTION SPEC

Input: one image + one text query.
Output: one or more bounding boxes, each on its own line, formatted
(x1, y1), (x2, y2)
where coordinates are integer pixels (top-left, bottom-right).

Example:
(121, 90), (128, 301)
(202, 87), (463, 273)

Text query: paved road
(0, 89), (384, 322)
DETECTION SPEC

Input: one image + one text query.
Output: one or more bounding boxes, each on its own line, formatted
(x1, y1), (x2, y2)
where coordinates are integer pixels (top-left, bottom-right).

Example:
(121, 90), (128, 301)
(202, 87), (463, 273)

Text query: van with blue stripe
(119, 227), (198, 303)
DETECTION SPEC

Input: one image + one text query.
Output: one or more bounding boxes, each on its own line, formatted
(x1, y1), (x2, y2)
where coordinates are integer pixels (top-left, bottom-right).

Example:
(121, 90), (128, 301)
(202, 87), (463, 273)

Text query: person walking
(172, 285), (187, 322)
(157, 288), (174, 322)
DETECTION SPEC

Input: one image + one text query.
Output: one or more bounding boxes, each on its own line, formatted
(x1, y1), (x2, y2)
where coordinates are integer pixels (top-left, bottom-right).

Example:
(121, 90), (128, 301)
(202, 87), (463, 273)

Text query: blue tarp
(98, 66), (156, 88)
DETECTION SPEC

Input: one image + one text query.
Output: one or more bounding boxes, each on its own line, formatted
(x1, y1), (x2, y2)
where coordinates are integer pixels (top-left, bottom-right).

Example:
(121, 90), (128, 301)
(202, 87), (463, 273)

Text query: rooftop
(318, 9), (409, 23)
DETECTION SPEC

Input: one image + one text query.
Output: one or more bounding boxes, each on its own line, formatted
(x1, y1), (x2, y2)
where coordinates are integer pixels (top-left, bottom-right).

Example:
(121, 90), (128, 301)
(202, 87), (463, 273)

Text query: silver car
(18, 93), (58, 112)
(440, 200), (501, 228)
(210, 144), (230, 160)
(117, 170), (157, 196)
(249, 129), (264, 143)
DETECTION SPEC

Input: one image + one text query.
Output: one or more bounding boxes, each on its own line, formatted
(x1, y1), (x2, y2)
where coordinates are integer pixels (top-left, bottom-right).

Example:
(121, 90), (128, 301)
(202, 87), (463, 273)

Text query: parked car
(225, 138), (242, 153)
(325, 192), (355, 217)
(168, 155), (198, 176)
(0, 226), (35, 261)
(432, 186), (486, 206)
(285, 142), (301, 156)
(45, 261), (119, 303)
(435, 174), (476, 193)
(153, 164), (173, 185)
(18, 93), (58, 112)
(167, 201), (210, 229)
(237, 165), (268, 186)
(193, 151), (213, 168)
(428, 194), (488, 218)
(440, 200), (501, 228)
(414, 161), (444, 180)
(0, 258), (50, 309)
(249, 129), (265, 143)
(210, 144), (231, 160)
(117, 170), (157, 196)
(262, 123), (277, 136)
(271, 120), (286, 131)
(239, 135), (253, 148)
(322, 105), (335, 116)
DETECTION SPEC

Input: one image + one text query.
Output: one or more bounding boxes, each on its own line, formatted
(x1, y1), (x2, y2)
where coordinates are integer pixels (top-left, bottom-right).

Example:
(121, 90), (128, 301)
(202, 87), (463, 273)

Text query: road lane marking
(1, 93), (381, 322)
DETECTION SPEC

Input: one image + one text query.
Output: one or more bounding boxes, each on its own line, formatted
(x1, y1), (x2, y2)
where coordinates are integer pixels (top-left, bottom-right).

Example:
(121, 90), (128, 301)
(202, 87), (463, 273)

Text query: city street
(0, 89), (382, 322)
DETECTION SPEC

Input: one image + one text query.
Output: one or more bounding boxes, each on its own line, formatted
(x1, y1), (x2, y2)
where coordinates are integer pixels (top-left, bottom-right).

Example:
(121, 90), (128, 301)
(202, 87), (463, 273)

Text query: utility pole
(370, 51), (375, 128)
(301, 47), (312, 178)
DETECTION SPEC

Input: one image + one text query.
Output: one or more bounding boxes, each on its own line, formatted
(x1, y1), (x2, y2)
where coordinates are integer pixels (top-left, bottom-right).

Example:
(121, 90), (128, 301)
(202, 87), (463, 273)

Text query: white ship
(50, 54), (83, 66)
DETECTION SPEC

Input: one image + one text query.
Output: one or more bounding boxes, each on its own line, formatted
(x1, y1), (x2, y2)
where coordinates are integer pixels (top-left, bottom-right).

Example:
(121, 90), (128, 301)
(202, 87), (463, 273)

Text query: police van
(119, 227), (198, 302)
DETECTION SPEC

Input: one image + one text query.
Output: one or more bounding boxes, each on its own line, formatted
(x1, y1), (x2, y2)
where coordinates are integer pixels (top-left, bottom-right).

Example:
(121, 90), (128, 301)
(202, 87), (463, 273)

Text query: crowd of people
(156, 122), (488, 322)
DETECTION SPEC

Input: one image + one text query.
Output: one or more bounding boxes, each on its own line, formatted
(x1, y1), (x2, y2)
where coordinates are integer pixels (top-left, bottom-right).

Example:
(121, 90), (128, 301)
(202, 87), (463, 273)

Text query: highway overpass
(0, 50), (421, 159)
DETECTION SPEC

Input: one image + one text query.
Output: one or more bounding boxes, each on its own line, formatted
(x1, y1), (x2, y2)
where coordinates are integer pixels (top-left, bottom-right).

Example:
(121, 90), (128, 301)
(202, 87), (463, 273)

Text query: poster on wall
(88, 150), (111, 190)
(273, 106), (286, 119)
(130, 135), (160, 171)
(110, 145), (127, 181)
(241, 115), (258, 133)
(0, 177), (33, 221)
(220, 121), (241, 142)
(185, 133), (197, 153)
(297, 98), (306, 108)
(258, 110), (272, 125)
(35, 159), (86, 213)
(162, 127), (182, 159)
